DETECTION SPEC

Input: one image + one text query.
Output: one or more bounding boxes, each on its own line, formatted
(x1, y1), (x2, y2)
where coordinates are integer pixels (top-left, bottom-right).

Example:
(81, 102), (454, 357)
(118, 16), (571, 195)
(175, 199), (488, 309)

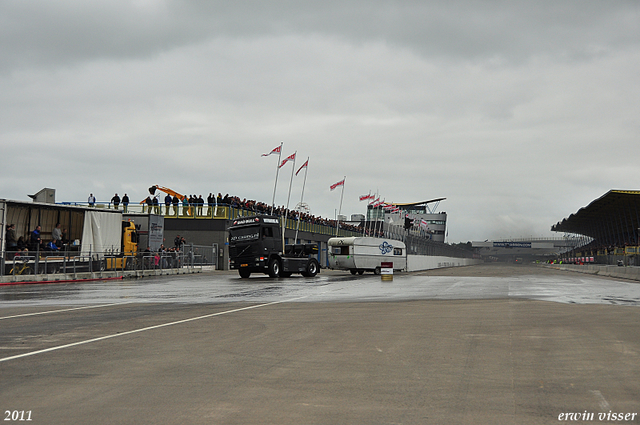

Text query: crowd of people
(133, 191), (365, 233)
(4, 223), (66, 257)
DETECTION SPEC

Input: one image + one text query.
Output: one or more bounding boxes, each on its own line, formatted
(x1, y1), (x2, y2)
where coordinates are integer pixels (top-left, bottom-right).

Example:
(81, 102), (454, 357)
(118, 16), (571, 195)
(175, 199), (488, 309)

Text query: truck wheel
(302, 259), (319, 277)
(374, 267), (381, 275)
(267, 259), (281, 278)
(239, 269), (251, 278)
(358, 270), (364, 275)
(350, 269), (357, 275)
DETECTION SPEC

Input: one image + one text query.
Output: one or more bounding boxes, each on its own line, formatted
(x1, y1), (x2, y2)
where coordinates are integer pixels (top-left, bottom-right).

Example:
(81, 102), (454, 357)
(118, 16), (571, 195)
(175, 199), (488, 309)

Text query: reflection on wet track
(2, 267), (640, 308)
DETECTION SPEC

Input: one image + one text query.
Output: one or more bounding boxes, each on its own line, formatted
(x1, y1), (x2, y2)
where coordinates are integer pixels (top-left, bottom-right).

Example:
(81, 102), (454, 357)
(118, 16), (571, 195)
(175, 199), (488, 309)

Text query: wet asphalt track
(1, 264), (640, 424)
(2, 264), (640, 307)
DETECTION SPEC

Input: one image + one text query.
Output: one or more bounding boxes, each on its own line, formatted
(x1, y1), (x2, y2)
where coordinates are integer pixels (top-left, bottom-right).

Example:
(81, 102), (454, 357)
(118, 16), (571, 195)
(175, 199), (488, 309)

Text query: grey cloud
(2, 0), (639, 74)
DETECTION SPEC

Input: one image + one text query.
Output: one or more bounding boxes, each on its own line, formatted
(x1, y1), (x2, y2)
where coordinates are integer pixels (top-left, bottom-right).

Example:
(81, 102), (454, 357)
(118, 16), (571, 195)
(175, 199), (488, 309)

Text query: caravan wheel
(373, 267), (381, 275)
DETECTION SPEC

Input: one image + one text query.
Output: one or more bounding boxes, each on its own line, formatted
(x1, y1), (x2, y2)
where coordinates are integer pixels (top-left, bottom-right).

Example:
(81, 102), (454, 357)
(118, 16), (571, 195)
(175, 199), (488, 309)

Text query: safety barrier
(1, 244), (215, 282)
(546, 263), (640, 282)
(57, 202), (362, 237)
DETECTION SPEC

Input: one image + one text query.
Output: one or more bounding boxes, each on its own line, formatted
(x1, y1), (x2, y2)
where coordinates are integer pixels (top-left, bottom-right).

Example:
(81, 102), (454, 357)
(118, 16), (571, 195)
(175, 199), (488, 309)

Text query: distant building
(367, 198), (447, 243)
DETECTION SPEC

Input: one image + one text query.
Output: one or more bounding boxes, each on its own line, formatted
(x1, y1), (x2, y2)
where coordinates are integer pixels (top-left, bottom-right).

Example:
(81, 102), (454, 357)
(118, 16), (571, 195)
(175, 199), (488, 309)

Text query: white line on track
(590, 390), (611, 411)
(0, 302), (133, 320)
(0, 296), (308, 363)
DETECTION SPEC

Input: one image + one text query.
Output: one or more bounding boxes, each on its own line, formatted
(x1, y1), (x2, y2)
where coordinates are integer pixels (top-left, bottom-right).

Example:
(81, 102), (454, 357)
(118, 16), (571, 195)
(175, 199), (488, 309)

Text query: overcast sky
(1, 0), (639, 242)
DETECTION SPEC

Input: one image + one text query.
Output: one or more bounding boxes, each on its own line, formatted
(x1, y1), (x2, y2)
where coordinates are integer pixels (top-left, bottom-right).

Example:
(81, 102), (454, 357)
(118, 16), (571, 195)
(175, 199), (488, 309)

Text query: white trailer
(328, 237), (406, 275)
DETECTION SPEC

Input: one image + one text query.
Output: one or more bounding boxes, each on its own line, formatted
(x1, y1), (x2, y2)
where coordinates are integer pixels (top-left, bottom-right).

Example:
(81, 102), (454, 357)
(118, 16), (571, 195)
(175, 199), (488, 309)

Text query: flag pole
(294, 157), (309, 244)
(282, 152), (297, 252)
(270, 141), (283, 215)
(336, 176), (346, 237)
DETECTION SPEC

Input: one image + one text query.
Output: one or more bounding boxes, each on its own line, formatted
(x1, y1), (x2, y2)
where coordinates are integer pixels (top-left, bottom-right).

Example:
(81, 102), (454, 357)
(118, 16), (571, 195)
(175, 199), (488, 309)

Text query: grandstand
(551, 190), (640, 266)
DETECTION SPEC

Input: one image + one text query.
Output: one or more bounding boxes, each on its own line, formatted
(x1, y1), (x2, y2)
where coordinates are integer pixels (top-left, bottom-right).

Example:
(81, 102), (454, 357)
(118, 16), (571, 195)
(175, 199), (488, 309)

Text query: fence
(1, 243), (217, 280)
(56, 202), (363, 238)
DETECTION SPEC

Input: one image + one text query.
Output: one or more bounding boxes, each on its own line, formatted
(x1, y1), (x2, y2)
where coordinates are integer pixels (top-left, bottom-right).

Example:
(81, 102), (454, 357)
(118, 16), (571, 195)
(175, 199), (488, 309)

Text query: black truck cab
(228, 215), (320, 278)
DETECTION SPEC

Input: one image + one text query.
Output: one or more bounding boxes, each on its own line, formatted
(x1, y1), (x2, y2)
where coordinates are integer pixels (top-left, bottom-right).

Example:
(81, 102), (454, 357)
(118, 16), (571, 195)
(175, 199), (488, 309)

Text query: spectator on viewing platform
(111, 193), (120, 210)
(16, 236), (27, 251)
(5, 224), (17, 250)
(122, 193), (129, 212)
(165, 193), (173, 215)
(153, 196), (160, 215)
(207, 193), (214, 217)
(172, 195), (179, 215)
(46, 240), (59, 251)
(182, 197), (189, 216)
(52, 223), (63, 247)
(197, 195), (204, 216)
(88, 193), (96, 207)
(30, 225), (41, 251)
(145, 196), (153, 214)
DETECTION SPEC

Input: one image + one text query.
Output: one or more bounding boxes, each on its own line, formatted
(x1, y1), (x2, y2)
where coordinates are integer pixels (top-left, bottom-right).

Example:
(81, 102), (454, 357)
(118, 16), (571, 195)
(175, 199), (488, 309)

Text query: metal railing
(1, 244), (218, 279)
(56, 202), (364, 237)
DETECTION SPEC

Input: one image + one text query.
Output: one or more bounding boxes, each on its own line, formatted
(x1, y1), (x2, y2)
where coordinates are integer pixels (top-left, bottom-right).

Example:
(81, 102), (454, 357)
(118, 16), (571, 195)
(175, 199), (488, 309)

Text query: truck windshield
(229, 227), (260, 243)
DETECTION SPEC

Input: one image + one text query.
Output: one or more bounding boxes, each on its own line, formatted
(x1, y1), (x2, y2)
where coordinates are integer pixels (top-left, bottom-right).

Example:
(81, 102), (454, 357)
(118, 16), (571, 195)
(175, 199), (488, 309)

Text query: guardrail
(56, 202), (363, 237)
(1, 244), (215, 281)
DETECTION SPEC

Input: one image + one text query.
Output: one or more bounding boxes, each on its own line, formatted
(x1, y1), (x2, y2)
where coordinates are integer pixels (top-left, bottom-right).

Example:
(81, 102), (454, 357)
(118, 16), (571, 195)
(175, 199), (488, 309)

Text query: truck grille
(229, 244), (253, 258)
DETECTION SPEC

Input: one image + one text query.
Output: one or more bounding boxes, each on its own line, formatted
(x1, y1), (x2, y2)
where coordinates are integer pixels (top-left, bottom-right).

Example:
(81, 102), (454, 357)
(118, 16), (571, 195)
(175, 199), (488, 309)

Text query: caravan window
(393, 248), (403, 255)
(333, 246), (349, 255)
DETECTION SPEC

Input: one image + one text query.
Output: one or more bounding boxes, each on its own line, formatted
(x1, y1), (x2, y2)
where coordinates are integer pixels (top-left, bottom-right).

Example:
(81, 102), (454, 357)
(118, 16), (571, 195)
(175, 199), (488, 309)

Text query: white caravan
(327, 237), (407, 275)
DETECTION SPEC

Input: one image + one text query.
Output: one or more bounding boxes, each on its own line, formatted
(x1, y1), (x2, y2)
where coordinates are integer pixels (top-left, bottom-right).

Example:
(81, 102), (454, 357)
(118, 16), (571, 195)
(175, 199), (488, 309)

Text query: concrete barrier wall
(407, 255), (481, 272)
(547, 264), (640, 282)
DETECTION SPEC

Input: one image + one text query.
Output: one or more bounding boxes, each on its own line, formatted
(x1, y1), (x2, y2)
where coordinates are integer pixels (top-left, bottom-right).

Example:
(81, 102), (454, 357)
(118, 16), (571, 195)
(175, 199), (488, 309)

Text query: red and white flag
(369, 197), (380, 205)
(261, 145), (281, 157)
(295, 159), (309, 176)
(279, 152), (296, 168)
(359, 194), (373, 201)
(383, 204), (395, 210)
(330, 179), (345, 191)
(373, 200), (385, 208)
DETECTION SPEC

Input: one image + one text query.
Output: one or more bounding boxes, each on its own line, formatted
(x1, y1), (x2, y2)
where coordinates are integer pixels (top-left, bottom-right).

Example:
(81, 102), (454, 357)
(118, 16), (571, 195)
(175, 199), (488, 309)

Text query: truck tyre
(267, 258), (281, 278)
(374, 267), (381, 275)
(302, 259), (319, 277)
(358, 270), (364, 275)
(239, 269), (251, 278)
(350, 269), (357, 275)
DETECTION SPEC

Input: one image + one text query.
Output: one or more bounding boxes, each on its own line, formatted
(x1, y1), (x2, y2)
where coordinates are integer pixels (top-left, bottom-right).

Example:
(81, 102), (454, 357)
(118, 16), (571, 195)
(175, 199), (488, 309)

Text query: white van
(327, 237), (407, 275)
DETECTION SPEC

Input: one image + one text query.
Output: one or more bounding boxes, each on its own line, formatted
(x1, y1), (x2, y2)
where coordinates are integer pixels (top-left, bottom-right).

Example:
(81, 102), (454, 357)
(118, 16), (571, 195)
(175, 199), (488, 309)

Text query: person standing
(5, 224), (17, 250)
(52, 223), (63, 247)
(172, 195), (179, 216)
(30, 225), (41, 251)
(207, 193), (214, 217)
(111, 193), (121, 210)
(197, 195), (204, 216)
(88, 193), (96, 207)
(165, 193), (173, 216)
(122, 193), (130, 212)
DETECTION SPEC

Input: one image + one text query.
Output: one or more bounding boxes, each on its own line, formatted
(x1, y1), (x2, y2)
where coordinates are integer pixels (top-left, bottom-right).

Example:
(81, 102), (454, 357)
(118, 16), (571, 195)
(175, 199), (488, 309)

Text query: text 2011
(4, 411), (32, 421)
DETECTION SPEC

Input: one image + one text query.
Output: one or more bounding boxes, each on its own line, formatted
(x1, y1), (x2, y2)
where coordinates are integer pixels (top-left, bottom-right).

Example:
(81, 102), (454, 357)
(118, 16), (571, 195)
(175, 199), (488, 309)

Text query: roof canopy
(390, 198), (446, 207)
(551, 190), (640, 246)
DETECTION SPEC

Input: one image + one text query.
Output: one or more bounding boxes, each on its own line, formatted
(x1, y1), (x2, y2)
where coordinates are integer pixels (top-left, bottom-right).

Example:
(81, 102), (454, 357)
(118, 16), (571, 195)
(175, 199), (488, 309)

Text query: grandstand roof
(551, 190), (640, 245)
(387, 198), (446, 207)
